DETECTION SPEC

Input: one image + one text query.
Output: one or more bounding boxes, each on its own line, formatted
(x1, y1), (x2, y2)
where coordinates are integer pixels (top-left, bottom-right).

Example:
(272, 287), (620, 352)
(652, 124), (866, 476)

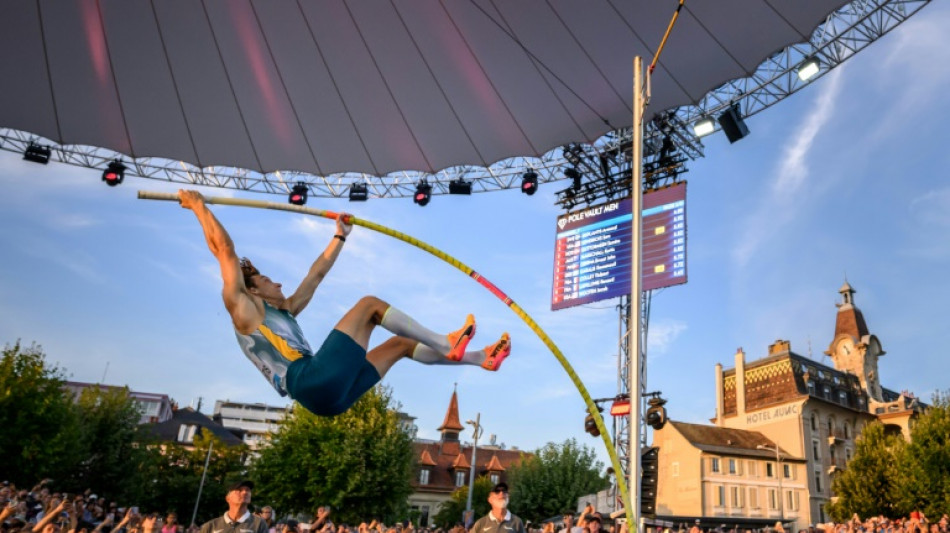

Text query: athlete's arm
(179, 189), (263, 334)
(284, 214), (352, 316)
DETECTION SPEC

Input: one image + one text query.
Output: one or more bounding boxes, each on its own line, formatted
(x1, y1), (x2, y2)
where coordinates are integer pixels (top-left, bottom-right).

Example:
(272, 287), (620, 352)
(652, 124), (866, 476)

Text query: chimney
(715, 362), (724, 426)
(769, 339), (790, 356)
(735, 348), (746, 417)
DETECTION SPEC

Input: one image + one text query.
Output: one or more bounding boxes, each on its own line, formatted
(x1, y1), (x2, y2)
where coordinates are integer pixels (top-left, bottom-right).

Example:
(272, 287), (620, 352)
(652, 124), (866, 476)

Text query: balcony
(827, 459), (846, 475)
(827, 430), (846, 446)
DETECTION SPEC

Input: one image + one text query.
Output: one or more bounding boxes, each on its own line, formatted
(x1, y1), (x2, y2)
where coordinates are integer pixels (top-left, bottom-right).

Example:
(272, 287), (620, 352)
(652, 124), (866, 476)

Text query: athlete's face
(249, 274), (285, 300)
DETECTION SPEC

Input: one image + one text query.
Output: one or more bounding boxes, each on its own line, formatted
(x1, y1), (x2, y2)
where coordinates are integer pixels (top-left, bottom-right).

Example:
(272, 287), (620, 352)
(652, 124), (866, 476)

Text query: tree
(826, 421), (904, 521)
(0, 341), (82, 485)
(432, 476), (493, 528)
(507, 439), (608, 523)
(249, 386), (414, 524)
(71, 385), (148, 497)
(894, 392), (950, 518)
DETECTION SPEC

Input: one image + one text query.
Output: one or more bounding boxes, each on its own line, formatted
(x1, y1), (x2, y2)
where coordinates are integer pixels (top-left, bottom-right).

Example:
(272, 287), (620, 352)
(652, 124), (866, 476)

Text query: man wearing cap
(198, 481), (267, 533)
(469, 483), (525, 533)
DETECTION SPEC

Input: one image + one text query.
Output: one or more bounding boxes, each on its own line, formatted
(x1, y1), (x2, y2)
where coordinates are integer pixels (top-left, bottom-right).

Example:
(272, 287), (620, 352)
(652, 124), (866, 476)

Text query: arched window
(844, 422), (852, 440)
(810, 413), (818, 432)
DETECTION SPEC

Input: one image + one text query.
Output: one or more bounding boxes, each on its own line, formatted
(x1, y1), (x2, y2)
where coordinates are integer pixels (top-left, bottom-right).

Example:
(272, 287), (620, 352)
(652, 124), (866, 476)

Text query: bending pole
(138, 190), (630, 507)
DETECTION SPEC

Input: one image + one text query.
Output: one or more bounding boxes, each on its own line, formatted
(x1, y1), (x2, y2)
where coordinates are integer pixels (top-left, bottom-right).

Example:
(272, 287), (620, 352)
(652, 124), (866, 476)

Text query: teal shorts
(285, 329), (381, 416)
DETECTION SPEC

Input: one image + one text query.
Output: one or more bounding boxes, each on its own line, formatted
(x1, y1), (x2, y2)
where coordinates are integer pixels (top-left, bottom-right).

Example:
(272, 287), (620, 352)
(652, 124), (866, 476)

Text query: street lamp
(757, 444), (784, 524)
(465, 414), (483, 521)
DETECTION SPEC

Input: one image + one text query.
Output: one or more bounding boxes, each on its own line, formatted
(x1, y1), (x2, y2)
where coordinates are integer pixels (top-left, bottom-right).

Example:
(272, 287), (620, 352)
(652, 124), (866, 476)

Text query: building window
(748, 487), (759, 509)
(839, 391), (848, 404)
(747, 460), (757, 477)
(786, 490), (799, 511)
(846, 448), (852, 462)
(844, 423), (852, 440)
(808, 381), (816, 395)
(823, 386), (832, 400)
(716, 485), (726, 507)
(455, 471), (466, 487)
(768, 489), (778, 510)
(728, 458), (737, 474)
(731, 486), (743, 508)
(828, 417), (836, 435)
(177, 424), (197, 443)
(830, 446), (837, 464)
(814, 470), (822, 493)
(711, 457), (721, 473)
(812, 440), (821, 460)
(783, 464), (793, 479)
(490, 473), (500, 485)
(419, 469), (430, 485)
(766, 462), (775, 478)
(672, 462), (680, 477)
(810, 413), (818, 431)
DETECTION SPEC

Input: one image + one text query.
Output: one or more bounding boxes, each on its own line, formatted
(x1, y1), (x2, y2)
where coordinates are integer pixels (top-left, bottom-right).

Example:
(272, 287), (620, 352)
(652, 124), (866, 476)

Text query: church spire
(438, 388), (464, 441)
(834, 280), (869, 338)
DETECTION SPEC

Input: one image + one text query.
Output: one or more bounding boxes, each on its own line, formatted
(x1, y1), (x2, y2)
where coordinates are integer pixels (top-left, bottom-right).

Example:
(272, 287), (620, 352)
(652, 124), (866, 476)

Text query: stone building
(653, 283), (924, 530)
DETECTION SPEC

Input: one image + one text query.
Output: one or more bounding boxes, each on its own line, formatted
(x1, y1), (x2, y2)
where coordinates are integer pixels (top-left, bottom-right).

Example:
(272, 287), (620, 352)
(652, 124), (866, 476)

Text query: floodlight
(564, 167), (582, 192)
(23, 142), (51, 164)
(289, 183), (308, 205)
(797, 56), (820, 81)
(448, 179), (472, 195)
(693, 117), (715, 138)
(413, 181), (431, 206)
(101, 160), (126, 187)
(521, 171), (538, 195)
(717, 104), (750, 144)
(349, 182), (368, 202)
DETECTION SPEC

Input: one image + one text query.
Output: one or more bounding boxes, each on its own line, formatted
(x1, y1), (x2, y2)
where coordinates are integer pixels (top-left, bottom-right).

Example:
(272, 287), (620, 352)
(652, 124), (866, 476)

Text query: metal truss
(613, 291), (652, 486)
(0, 0), (930, 200)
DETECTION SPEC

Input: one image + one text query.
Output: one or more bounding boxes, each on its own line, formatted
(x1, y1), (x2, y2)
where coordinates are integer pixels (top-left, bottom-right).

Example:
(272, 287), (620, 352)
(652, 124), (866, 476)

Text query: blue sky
(1, 3), (948, 466)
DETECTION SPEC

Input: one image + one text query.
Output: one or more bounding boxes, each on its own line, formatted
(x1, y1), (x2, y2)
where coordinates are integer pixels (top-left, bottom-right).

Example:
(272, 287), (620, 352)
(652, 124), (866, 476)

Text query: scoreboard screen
(551, 182), (686, 311)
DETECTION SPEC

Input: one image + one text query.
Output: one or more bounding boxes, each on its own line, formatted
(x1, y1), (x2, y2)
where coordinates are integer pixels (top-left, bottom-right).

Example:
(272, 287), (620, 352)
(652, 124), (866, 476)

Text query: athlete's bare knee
(355, 295), (390, 323)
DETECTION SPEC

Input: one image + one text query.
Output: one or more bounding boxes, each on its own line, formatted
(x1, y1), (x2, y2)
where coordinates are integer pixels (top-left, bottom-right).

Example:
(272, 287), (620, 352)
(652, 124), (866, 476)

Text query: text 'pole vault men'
(178, 190), (511, 416)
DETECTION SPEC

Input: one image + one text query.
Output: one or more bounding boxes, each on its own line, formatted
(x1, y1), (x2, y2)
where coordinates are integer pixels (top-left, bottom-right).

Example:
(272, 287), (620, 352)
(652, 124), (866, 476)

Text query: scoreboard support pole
(628, 55), (645, 533)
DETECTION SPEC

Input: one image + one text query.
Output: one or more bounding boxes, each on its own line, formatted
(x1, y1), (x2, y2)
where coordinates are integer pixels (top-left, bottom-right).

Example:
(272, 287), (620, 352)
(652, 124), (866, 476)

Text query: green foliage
(826, 421), (903, 521)
(249, 386), (414, 524)
(893, 392), (950, 518)
(0, 341), (82, 485)
(507, 439), (608, 523)
(432, 476), (493, 528)
(135, 429), (249, 524)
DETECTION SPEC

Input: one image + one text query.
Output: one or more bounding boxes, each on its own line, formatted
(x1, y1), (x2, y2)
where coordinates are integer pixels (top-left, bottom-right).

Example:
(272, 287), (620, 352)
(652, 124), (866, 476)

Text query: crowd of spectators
(4, 479), (948, 533)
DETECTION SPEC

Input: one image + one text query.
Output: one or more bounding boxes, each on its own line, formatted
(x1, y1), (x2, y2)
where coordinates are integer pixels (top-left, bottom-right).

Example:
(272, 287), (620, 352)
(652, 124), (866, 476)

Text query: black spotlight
(521, 171), (538, 195)
(564, 167), (582, 192)
(101, 160), (126, 187)
(289, 183), (308, 205)
(413, 181), (431, 206)
(448, 178), (472, 195)
(349, 182), (368, 202)
(23, 142), (52, 164)
(717, 103), (750, 144)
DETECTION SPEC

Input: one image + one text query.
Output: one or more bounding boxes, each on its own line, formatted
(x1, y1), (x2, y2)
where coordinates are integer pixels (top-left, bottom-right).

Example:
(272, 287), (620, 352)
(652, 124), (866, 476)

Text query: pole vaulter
(138, 189), (632, 511)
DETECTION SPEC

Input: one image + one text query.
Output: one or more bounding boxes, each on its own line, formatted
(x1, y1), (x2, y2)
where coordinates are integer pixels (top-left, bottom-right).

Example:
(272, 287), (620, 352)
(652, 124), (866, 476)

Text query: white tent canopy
(1, 0), (850, 177)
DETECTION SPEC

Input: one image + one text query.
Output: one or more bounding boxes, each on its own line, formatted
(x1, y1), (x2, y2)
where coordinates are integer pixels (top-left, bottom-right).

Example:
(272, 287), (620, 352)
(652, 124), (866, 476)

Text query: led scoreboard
(551, 182), (687, 310)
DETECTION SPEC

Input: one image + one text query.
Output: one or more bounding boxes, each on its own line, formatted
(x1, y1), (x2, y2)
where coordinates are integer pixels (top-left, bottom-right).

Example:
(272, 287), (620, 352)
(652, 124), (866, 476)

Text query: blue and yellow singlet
(234, 302), (313, 396)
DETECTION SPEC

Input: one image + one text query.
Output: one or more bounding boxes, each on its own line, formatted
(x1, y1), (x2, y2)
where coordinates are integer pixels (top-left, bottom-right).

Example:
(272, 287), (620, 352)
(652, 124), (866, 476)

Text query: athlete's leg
(409, 333), (511, 371)
(365, 336), (417, 377)
(333, 296), (476, 359)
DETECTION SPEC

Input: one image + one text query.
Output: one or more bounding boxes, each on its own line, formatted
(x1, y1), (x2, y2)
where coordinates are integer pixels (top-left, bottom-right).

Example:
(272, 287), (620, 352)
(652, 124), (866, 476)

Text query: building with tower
(408, 389), (528, 527)
(653, 282), (924, 530)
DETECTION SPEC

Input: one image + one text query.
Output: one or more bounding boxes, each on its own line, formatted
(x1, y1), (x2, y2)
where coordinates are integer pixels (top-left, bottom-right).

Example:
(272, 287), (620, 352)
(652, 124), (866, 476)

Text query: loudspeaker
(718, 104), (749, 143)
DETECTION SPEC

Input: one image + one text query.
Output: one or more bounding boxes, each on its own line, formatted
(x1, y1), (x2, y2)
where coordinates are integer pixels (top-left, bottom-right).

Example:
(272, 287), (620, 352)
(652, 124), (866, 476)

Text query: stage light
(798, 56), (820, 81)
(289, 183), (308, 205)
(413, 181), (431, 206)
(101, 160), (126, 187)
(564, 167), (582, 192)
(448, 178), (472, 195)
(717, 103), (750, 144)
(23, 142), (51, 164)
(349, 182), (368, 202)
(521, 171), (538, 195)
(693, 117), (715, 138)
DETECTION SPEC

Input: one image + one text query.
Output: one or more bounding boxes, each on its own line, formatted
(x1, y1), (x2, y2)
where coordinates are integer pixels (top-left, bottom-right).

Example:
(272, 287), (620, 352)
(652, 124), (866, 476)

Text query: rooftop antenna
(101, 361), (110, 383)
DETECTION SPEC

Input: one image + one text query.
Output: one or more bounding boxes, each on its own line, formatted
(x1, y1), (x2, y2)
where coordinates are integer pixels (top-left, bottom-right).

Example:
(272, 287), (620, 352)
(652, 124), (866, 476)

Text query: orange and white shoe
(481, 333), (511, 371)
(446, 314), (476, 361)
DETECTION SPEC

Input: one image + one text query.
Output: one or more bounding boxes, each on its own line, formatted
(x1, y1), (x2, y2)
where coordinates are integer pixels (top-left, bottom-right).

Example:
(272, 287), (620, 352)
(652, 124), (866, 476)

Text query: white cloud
(732, 67), (844, 267)
(647, 319), (687, 355)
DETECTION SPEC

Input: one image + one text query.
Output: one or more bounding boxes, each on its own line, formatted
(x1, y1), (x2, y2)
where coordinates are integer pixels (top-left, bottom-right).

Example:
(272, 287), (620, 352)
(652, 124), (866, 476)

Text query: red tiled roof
(452, 452), (471, 469)
(835, 305), (869, 340)
(485, 455), (505, 472)
(438, 391), (464, 432)
(412, 441), (528, 494)
(418, 449), (437, 466)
